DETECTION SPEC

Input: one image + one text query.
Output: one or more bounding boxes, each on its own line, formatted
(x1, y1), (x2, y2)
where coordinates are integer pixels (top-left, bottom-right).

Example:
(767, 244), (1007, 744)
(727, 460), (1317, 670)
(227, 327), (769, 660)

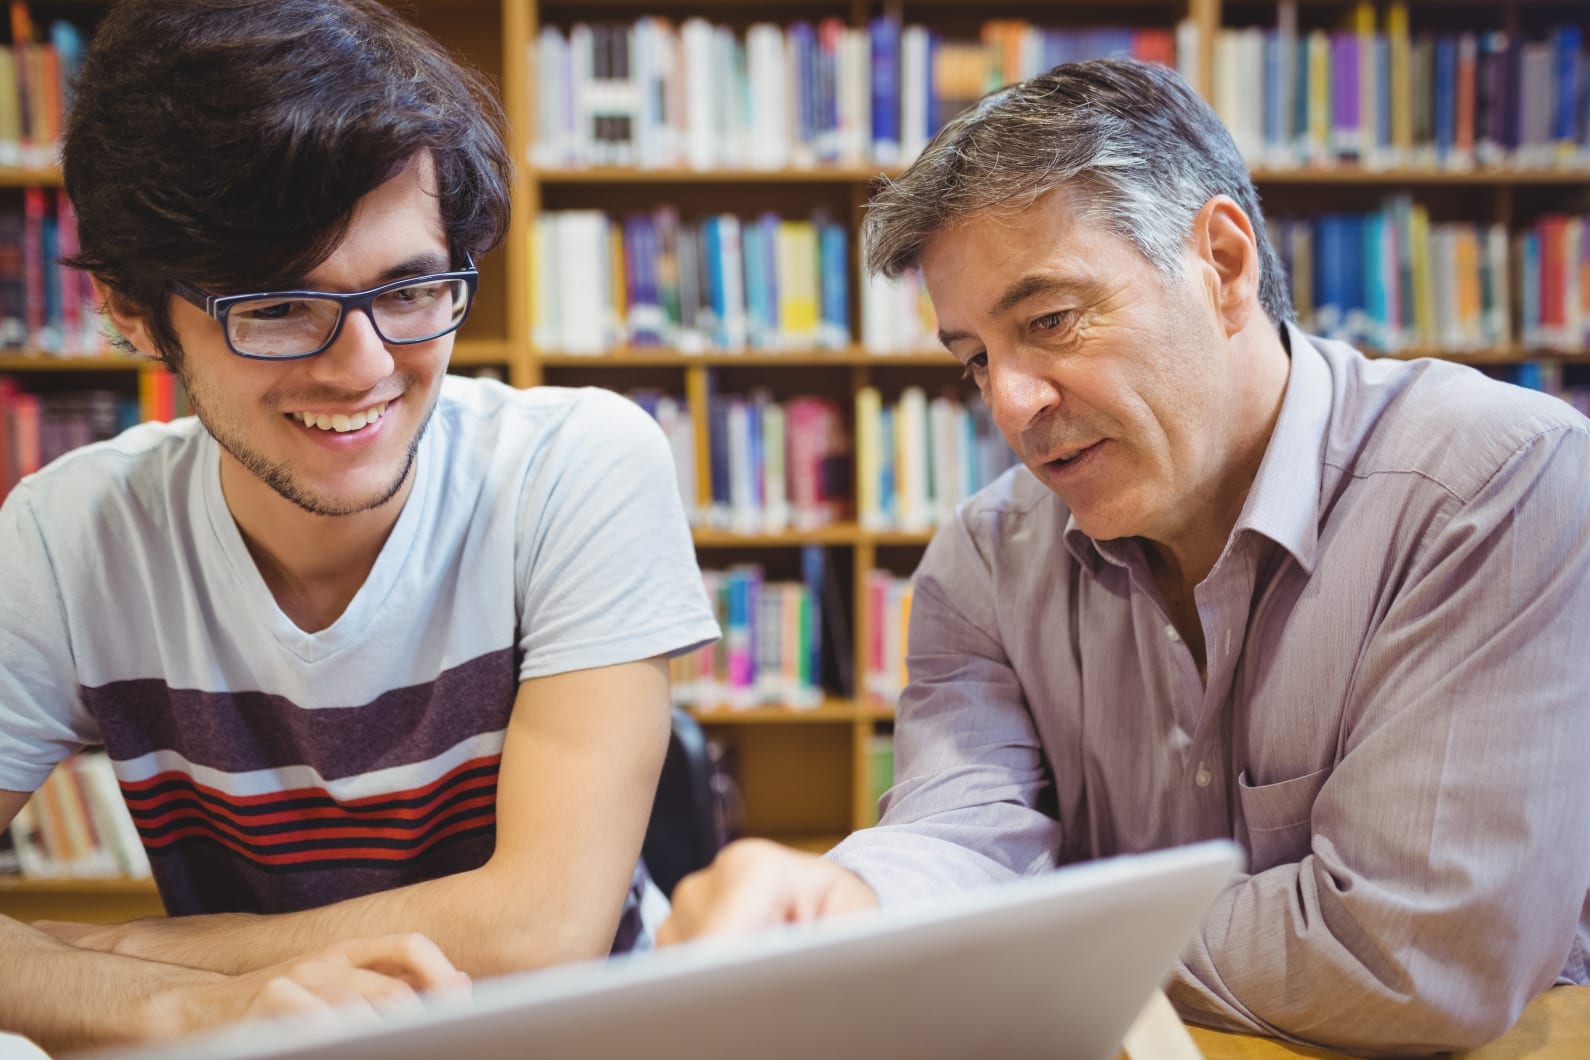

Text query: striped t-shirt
(0, 377), (718, 946)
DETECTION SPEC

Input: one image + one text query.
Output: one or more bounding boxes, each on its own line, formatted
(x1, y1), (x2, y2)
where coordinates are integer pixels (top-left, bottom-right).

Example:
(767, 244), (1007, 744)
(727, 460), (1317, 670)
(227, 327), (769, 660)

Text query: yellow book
(1455, 227), (1481, 348)
(1306, 31), (1330, 165)
(1355, 2), (1377, 164)
(1409, 205), (1434, 347)
(608, 224), (627, 346)
(855, 385), (883, 529)
(1387, 2), (1412, 163)
(775, 221), (818, 345)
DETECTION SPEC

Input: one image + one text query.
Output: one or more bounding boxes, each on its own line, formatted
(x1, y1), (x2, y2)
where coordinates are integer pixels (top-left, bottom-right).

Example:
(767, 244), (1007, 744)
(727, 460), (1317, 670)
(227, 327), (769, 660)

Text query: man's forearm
(0, 914), (222, 1054)
(97, 861), (614, 978)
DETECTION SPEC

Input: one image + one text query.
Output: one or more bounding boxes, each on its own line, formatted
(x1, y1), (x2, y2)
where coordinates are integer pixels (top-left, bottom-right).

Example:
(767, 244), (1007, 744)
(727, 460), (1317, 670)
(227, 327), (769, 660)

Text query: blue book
(703, 216), (729, 349)
(800, 545), (826, 695)
(1263, 31), (1283, 157)
(878, 406), (896, 525)
(1433, 36), (1457, 163)
(742, 219), (769, 349)
(818, 220), (848, 349)
(758, 213), (781, 344)
(788, 22), (819, 158)
(1549, 26), (1582, 146)
(1313, 215), (1345, 339)
(706, 375), (731, 526)
(869, 17), (901, 163)
(1520, 232), (1541, 347)
(1361, 211), (1387, 350)
(747, 396), (764, 512)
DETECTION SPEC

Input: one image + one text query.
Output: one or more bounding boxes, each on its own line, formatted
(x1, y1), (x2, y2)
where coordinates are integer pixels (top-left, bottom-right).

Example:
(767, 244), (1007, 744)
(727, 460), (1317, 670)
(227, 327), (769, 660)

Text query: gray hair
(864, 58), (1294, 327)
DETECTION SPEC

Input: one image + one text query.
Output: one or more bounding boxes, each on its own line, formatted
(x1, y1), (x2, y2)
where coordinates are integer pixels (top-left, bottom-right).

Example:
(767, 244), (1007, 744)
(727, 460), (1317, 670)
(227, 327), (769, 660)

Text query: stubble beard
(184, 371), (438, 517)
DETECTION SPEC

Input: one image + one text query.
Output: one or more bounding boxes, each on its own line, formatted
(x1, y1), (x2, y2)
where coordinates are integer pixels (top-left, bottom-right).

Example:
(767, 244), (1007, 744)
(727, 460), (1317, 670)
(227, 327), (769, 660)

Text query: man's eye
(1032, 311), (1069, 332)
(961, 352), (988, 381)
(239, 300), (303, 321)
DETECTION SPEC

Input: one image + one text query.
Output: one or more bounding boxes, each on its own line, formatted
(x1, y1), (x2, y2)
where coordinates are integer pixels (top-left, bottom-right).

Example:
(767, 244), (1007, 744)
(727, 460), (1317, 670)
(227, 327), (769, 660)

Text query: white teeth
(292, 402), (389, 433)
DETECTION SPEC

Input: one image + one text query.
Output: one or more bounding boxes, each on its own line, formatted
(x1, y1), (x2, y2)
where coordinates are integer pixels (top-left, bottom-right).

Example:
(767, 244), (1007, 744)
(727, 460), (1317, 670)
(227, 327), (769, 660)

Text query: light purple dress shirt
(828, 326), (1590, 1054)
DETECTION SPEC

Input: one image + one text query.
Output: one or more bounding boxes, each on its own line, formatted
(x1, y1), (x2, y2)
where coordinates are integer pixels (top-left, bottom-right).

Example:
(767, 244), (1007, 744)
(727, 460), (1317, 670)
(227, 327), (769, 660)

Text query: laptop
(99, 840), (1240, 1060)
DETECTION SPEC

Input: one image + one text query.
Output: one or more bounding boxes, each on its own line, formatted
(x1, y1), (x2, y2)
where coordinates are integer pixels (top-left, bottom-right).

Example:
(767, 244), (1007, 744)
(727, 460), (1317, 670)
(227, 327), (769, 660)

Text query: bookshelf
(4, 0), (1590, 920)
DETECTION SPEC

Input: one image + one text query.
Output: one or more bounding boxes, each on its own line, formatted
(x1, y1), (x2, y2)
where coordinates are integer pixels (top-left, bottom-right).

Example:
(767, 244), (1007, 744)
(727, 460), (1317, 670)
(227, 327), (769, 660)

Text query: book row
(863, 570), (912, 707)
(1214, 4), (1590, 170)
(532, 16), (1193, 172)
(0, 188), (107, 355)
(1, 750), (152, 880)
(855, 385), (1020, 534)
(0, 3), (83, 170)
(1274, 206), (1590, 355)
(0, 374), (183, 500)
(533, 209), (848, 355)
(669, 550), (852, 710)
(535, 204), (1590, 358)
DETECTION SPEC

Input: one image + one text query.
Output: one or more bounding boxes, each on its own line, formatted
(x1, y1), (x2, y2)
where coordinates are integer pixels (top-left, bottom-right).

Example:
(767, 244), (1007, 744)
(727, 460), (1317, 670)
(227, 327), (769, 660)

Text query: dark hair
(866, 58), (1293, 327)
(62, 0), (512, 364)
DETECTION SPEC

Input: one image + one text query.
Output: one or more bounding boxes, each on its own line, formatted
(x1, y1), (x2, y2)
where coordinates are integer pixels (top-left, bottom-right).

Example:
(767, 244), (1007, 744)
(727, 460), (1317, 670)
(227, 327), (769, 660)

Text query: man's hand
(138, 934), (470, 1041)
(657, 838), (880, 945)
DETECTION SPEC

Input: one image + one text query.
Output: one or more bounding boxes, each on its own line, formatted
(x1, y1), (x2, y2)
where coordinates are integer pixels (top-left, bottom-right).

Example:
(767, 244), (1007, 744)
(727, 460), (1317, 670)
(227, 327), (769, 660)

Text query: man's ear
(90, 277), (160, 358)
(1190, 196), (1259, 338)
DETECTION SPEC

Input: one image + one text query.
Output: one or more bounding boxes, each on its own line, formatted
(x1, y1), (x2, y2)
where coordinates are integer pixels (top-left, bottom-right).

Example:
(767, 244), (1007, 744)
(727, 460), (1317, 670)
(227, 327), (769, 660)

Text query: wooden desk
(1184, 987), (1590, 1059)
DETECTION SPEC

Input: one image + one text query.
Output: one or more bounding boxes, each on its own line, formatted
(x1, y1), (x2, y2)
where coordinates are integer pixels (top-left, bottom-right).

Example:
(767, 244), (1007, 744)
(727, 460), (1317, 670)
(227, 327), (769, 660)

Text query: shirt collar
(1062, 322), (1333, 575)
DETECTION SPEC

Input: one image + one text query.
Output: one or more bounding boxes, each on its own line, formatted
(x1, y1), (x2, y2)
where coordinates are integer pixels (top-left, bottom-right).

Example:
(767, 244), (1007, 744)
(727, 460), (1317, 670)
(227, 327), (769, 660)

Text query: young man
(0, 0), (717, 1051)
(660, 60), (1590, 1053)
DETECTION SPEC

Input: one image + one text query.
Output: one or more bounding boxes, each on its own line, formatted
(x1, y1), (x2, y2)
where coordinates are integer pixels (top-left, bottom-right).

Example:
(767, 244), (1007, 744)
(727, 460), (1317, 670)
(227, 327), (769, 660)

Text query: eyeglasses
(170, 255), (479, 360)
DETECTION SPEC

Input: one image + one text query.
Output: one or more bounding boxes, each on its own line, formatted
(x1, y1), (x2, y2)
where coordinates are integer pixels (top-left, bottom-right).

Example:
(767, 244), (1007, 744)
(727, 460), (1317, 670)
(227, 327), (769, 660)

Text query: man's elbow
(1272, 979), (1534, 1056)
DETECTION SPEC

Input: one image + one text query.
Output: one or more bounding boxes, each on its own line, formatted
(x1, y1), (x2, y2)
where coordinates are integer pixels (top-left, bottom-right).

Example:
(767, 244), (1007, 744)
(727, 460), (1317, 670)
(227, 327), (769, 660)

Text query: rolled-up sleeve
(1172, 426), (1590, 1054)
(827, 513), (1063, 903)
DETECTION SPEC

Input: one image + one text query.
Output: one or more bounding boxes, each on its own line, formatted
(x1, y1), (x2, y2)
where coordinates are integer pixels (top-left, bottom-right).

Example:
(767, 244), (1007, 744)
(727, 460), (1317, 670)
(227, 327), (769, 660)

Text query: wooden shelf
(691, 524), (935, 548)
(451, 339), (514, 365)
(536, 347), (953, 367)
(0, 875), (158, 896)
(0, 167), (64, 188)
(0, 875), (165, 924)
(536, 164), (1590, 188)
(536, 166), (895, 185)
(691, 699), (894, 725)
(1251, 165), (1590, 186)
(0, 354), (145, 371)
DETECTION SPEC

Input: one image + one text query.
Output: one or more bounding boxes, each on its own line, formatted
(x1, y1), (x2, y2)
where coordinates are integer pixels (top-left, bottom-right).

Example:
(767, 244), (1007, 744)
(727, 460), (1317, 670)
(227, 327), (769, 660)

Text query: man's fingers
(322, 933), (470, 992)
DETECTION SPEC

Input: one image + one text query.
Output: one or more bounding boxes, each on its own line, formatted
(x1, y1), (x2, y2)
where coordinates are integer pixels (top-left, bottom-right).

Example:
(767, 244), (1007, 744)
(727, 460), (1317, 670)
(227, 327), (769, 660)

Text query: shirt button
(1165, 624), (1181, 643)
(1194, 764), (1212, 788)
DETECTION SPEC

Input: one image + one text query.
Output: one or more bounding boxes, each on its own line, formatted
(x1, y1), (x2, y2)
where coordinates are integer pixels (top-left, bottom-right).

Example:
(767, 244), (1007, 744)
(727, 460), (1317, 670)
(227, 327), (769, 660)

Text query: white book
(532, 27), (570, 168)
(929, 395), (962, 526)
(76, 752), (152, 879)
(855, 386), (884, 529)
(762, 400), (790, 532)
(896, 386), (930, 532)
(1175, 18), (1201, 92)
(555, 211), (610, 354)
(747, 24), (789, 170)
(681, 19), (717, 170)
(900, 25), (930, 163)
(839, 28), (871, 167)
(568, 23), (595, 166)
(726, 398), (758, 533)
(715, 215), (748, 349)
(717, 26), (748, 169)
(531, 213), (560, 350)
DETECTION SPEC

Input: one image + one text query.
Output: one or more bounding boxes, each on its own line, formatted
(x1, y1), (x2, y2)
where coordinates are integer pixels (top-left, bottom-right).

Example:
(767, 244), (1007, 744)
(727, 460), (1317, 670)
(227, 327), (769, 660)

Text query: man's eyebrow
(292, 252), (454, 291)
(935, 273), (1087, 351)
(987, 274), (1080, 319)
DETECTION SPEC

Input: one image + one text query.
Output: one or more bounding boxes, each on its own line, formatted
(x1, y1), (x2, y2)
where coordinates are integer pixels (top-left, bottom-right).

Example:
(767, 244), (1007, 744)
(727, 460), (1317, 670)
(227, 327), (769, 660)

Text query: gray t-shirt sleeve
(513, 389), (719, 681)
(0, 487), (96, 791)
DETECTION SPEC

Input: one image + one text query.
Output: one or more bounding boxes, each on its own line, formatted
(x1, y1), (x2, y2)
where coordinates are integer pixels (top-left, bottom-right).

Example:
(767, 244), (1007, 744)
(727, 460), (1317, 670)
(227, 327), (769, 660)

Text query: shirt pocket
(1236, 766), (1331, 874)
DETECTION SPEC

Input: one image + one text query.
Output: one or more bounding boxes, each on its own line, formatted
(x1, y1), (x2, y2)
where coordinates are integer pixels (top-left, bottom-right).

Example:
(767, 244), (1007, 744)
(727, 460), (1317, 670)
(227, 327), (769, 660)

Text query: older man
(660, 59), (1590, 1055)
